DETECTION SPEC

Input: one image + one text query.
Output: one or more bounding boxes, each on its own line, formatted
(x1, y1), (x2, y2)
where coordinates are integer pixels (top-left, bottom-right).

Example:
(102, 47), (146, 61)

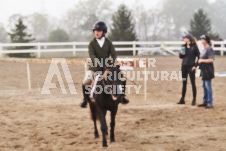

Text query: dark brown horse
(84, 65), (126, 147)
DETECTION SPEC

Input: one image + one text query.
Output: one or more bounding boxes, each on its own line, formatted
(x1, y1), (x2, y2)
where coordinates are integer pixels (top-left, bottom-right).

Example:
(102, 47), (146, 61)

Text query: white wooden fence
(0, 41), (225, 57)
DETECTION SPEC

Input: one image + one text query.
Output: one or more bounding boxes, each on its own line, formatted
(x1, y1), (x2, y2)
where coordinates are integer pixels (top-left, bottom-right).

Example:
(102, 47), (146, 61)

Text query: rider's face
(94, 30), (104, 39)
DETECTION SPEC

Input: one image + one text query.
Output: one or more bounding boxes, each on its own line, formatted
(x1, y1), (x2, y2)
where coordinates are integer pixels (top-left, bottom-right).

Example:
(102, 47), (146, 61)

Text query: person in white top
(96, 36), (105, 48)
(80, 21), (130, 108)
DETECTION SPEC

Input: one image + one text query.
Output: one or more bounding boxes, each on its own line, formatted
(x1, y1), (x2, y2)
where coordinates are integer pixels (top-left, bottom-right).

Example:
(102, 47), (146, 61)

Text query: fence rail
(0, 41), (225, 58)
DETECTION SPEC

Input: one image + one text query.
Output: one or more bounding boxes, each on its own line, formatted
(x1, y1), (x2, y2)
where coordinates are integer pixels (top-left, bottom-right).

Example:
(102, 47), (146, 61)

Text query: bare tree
(210, 0), (226, 39)
(134, 6), (164, 41)
(149, 10), (163, 41)
(27, 13), (53, 42)
(162, 0), (210, 39)
(0, 24), (7, 42)
(61, 0), (112, 41)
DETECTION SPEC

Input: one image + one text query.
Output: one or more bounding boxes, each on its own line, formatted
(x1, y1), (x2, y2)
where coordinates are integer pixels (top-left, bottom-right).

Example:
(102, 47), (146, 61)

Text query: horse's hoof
(110, 139), (115, 143)
(102, 144), (108, 147)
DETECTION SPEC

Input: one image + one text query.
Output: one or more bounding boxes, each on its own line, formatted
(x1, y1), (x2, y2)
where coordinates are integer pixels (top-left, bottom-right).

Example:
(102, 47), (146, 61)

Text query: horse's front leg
(93, 118), (99, 138)
(110, 109), (117, 142)
(99, 110), (108, 147)
(92, 110), (99, 138)
(89, 102), (99, 138)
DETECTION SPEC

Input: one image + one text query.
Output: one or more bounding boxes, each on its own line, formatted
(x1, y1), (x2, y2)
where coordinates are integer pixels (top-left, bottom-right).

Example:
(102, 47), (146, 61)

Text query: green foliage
(109, 4), (137, 41)
(48, 28), (69, 42)
(8, 18), (35, 58)
(189, 9), (219, 39)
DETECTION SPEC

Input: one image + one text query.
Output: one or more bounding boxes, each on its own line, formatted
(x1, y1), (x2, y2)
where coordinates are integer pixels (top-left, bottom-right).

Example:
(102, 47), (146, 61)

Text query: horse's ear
(116, 64), (120, 69)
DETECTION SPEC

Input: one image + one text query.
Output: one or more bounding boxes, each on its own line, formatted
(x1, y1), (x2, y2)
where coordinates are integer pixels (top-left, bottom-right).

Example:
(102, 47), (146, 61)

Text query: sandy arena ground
(0, 56), (226, 151)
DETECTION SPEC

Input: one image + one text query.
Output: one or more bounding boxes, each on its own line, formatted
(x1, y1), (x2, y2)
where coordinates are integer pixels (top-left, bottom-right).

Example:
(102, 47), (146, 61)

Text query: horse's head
(102, 65), (124, 101)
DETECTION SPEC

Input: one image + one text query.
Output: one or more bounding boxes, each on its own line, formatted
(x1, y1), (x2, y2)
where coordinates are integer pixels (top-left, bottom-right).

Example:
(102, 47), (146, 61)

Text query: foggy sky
(0, 0), (162, 26)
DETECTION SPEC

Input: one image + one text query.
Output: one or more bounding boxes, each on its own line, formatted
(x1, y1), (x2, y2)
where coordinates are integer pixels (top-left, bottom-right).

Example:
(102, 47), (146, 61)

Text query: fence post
(37, 43), (41, 58)
(73, 42), (76, 57)
(26, 61), (31, 92)
(221, 41), (224, 56)
(144, 64), (147, 102)
(211, 41), (214, 50)
(0, 44), (2, 57)
(132, 41), (136, 56)
(161, 42), (164, 56)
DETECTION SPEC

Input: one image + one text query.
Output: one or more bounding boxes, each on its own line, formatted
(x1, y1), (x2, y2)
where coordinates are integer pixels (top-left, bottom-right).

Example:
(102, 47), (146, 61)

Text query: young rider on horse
(80, 21), (129, 108)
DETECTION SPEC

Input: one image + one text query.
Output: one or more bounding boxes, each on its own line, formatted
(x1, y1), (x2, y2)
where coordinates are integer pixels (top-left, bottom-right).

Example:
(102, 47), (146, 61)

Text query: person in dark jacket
(198, 35), (215, 109)
(178, 34), (200, 105)
(80, 21), (129, 108)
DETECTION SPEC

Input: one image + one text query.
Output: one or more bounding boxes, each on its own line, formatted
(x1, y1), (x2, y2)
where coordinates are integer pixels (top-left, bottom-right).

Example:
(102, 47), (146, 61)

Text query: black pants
(181, 65), (196, 100)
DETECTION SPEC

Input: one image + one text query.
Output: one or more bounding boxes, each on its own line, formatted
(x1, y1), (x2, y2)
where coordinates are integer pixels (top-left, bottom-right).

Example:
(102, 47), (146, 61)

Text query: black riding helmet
(93, 21), (107, 33)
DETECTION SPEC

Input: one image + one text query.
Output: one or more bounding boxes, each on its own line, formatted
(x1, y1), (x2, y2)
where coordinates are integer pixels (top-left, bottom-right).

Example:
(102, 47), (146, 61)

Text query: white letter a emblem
(41, 58), (77, 94)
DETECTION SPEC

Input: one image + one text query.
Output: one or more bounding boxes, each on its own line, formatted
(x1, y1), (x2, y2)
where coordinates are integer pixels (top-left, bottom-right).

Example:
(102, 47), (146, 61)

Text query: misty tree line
(0, 0), (225, 43)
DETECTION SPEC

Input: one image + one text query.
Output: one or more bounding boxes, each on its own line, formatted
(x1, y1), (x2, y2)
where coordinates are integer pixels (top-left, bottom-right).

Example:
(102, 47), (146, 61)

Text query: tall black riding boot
(80, 85), (88, 108)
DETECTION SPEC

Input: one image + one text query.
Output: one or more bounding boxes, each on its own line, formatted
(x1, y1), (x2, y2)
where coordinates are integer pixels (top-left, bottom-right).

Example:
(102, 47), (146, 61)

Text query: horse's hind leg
(110, 110), (117, 142)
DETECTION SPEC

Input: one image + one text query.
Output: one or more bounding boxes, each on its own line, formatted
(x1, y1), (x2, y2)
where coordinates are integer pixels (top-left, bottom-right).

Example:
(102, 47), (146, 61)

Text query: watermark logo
(41, 58), (183, 95)
(41, 58), (77, 94)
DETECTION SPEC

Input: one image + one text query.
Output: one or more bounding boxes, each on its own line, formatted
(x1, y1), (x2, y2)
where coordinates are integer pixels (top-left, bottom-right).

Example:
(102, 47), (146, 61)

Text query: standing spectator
(198, 35), (215, 109)
(178, 34), (200, 105)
